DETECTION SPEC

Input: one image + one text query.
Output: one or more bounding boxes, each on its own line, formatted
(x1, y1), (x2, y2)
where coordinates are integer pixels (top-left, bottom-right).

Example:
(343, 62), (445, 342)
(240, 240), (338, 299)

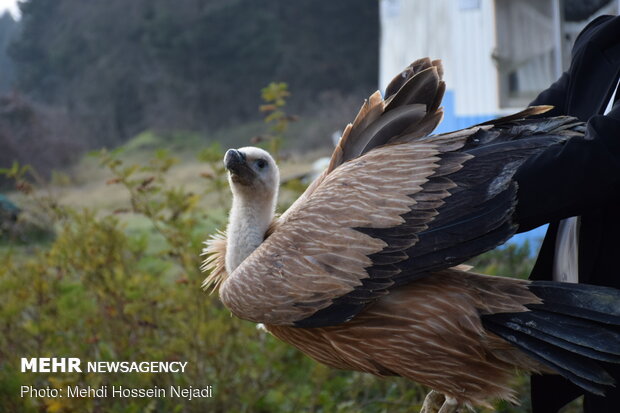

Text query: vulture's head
(220, 146), (279, 275)
(224, 146), (279, 199)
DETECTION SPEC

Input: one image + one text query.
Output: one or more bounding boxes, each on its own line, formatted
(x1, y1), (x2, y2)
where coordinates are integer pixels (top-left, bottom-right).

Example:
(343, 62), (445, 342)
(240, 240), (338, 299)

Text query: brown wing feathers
(297, 116), (583, 328)
(285, 59), (446, 224)
(220, 144), (445, 325)
(269, 269), (545, 407)
(328, 58), (445, 173)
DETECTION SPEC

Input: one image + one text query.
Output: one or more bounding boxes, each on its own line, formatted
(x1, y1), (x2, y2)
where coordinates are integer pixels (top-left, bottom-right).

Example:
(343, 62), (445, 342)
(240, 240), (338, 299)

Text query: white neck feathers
(225, 188), (276, 273)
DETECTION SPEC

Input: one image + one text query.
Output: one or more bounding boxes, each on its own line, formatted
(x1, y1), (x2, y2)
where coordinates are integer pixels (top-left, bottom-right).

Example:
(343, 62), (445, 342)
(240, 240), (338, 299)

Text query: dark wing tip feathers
(483, 281), (620, 395)
(385, 57), (439, 99)
(481, 318), (614, 396)
(527, 281), (620, 322)
(338, 59), (446, 165)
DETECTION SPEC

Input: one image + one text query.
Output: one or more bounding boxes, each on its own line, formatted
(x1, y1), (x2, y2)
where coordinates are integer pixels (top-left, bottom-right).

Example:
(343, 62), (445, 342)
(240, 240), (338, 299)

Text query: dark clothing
(512, 15), (620, 412)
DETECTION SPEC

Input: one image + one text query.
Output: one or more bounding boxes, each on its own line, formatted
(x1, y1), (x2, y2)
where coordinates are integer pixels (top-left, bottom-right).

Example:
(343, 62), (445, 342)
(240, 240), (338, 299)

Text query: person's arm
(514, 104), (620, 232)
(513, 15), (620, 232)
(526, 16), (617, 115)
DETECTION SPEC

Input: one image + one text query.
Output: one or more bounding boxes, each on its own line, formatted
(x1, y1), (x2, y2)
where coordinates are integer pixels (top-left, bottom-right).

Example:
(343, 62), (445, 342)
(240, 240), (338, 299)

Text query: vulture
(201, 58), (620, 412)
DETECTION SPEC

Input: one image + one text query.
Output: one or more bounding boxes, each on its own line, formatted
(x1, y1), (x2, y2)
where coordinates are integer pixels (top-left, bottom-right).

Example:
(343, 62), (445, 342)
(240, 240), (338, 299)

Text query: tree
(9, 0), (378, 146)
(0, 11), (18, 94)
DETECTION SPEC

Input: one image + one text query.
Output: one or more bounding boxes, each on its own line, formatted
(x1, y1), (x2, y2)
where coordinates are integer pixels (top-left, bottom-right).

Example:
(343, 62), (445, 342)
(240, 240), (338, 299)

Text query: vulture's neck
(225, 188), (276, 273)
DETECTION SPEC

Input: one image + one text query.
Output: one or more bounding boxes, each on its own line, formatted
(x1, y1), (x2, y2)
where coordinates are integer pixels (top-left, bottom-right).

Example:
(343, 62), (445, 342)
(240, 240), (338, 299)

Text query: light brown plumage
(268, 270), (549, 406)
(202, 58), (620, 408)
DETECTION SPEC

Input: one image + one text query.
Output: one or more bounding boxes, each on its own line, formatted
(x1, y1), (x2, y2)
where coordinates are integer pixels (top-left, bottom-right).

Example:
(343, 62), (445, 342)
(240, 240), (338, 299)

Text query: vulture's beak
(224, 149), (255, 184)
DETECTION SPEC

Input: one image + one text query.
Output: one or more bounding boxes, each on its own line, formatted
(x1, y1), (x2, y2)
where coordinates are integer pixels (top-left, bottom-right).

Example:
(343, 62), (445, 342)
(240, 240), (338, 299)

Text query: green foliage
(196, 142), (229, 209)
(121, 130), (208, 156)
(0, 160), (33, 184)
(467, 240), (537, 279)
(259, 82), (297, 159)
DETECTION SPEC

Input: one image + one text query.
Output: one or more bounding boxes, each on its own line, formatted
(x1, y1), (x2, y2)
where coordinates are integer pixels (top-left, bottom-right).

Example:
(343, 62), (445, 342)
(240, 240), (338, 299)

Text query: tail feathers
(528, 281), (620, 324)
(484, 312), (620, 362)
(482, 318), (614, 395)
(482, 281), (620, 396)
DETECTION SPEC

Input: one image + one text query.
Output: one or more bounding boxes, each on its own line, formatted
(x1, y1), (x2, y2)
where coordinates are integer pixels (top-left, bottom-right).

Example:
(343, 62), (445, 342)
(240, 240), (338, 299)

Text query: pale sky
(0, 0), (20, 19)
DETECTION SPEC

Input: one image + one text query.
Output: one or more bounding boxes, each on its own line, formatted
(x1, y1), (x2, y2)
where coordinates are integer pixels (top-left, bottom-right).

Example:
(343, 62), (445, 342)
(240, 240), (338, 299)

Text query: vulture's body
(202, 59), (620, 409)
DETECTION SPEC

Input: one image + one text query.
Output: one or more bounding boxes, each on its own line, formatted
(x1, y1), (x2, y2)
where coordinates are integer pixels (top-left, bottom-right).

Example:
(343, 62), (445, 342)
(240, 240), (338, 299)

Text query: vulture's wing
(219, 60), (584, 328)
(279, 58), (445, 223)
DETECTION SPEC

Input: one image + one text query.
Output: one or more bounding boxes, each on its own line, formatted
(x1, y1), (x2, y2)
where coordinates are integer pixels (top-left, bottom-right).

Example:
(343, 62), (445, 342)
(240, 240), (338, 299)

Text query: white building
(380, 0), (620, 134)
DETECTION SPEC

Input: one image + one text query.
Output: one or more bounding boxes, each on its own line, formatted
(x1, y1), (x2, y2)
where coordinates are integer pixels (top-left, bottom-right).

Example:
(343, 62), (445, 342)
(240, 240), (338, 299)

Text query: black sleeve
(514, 15), (620, 233)
(514, 114), (620, 232)
(527, 15), (618, 115)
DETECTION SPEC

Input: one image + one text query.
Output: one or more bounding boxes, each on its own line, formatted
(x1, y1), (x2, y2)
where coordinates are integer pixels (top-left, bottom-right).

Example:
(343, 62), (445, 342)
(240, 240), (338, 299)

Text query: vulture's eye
(255, 159), (267, 169)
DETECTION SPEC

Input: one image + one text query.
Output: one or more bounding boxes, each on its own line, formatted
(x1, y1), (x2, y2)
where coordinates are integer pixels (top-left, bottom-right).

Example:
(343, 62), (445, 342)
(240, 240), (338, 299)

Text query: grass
(57, 129), (321, 210)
